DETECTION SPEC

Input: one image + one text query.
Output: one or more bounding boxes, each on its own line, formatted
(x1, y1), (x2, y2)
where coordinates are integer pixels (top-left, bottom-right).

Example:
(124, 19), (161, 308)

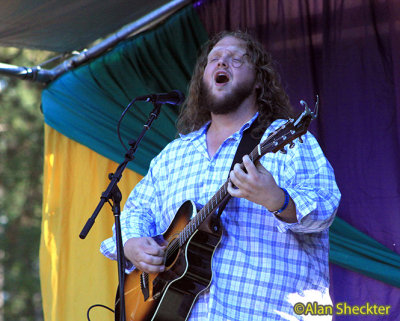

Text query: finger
(139, 261), (165, 273)
(230, 168), (253, 194)
(227, 180), (243, 198)
(229, 170), (243, 189)
(143, 237), (166, 256)
(141, 252), (165, 265)
(254, 160), (268, 174)
(134, 250), (166, 273)
(242, 155), (258, 176)
(232, 162), (247, 180)
(160, 239), (169, 248)
(231, 162), (250, 187)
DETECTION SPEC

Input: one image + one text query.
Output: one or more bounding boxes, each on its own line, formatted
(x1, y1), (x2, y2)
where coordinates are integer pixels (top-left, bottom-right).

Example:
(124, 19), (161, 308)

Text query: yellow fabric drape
(40, 125), (143, 321)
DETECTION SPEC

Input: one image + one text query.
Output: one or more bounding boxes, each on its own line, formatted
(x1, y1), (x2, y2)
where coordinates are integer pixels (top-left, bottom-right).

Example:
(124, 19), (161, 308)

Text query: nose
(217, 57), (228, 68)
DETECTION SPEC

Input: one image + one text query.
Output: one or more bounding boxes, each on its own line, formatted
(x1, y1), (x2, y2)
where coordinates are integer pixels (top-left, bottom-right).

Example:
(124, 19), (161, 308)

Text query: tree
(0, 47), (52, 320)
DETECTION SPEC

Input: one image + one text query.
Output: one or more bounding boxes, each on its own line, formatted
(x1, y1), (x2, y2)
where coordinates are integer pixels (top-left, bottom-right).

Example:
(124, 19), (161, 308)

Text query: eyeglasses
(207, 53), (249, 68)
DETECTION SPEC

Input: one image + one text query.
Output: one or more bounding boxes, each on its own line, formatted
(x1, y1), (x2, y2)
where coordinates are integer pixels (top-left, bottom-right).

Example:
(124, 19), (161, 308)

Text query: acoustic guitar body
(115, 200), (222, 321)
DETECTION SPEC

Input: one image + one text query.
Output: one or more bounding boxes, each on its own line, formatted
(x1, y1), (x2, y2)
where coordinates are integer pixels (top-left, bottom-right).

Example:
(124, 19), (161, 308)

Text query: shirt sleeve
(261, 128), (341, 234)
(100, 145), (168, 269)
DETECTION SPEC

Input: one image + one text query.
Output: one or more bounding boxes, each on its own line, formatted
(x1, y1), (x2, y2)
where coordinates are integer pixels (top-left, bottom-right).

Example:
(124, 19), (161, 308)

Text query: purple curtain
(195, 0), (400, 319)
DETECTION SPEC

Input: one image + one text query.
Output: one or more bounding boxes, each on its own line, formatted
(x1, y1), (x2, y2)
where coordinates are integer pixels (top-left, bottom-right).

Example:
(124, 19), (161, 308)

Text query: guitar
(115, 98), (319, 321)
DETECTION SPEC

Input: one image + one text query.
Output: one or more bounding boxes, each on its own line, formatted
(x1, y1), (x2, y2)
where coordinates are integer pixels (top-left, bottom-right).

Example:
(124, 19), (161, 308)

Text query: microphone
(135, 90), (185, 105)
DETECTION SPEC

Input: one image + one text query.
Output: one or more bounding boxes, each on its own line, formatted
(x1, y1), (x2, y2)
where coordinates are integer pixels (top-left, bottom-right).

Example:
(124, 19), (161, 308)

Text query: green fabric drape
(42, 5), (208, 176)
(330, 217), (400, 287)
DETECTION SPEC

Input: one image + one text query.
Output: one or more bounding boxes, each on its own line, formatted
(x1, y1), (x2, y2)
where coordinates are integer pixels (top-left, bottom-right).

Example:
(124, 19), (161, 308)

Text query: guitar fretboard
(177, 146), (263, 246)
(175, 100), (317, 247)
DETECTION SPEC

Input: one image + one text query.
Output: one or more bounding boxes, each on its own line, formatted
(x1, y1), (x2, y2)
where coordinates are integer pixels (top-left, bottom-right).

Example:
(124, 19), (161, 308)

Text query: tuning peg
(289, 142), (295, 149)
(298, 136), (304, 144)
(280, 148), (287, 154)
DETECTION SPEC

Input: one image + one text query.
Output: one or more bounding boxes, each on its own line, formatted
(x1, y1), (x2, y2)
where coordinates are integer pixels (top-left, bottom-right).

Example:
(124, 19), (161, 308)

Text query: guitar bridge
(140, 272), (149, 301)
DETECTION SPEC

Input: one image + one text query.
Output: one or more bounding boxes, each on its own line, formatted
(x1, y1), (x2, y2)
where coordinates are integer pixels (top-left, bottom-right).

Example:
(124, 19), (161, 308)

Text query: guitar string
(172, 137), (278, 248)
(164, 123), (297, 261)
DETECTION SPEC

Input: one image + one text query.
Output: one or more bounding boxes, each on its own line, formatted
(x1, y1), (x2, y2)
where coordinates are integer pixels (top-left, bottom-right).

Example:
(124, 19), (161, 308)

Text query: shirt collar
(235, 112), (259, 138)
(179, 112), (259, 142)
(179, 121), (211, 141)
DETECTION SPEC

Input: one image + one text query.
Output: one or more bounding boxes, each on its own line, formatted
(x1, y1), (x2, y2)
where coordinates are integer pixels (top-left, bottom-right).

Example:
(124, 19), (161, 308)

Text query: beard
(199, 78), (256, 115)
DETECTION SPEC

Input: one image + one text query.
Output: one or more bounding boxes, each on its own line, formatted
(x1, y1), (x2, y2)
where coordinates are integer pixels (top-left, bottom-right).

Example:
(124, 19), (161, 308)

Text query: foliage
(0, 47), (53, 320)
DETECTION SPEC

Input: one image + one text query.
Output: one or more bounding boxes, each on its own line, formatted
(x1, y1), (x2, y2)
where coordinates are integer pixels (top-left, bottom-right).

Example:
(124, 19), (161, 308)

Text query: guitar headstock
(258, 96), (319, 156)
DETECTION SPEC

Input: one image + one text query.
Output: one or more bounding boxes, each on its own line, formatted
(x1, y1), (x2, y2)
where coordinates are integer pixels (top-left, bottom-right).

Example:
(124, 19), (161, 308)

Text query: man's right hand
(124, 237), (167, 273)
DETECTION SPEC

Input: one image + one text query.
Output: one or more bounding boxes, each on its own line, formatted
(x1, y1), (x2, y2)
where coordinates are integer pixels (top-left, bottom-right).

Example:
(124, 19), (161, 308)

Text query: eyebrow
(208, 46), (247, 56)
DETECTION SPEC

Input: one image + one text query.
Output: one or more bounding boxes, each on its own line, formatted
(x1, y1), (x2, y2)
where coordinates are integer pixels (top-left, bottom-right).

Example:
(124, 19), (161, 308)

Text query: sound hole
(165, 239), (180, 267)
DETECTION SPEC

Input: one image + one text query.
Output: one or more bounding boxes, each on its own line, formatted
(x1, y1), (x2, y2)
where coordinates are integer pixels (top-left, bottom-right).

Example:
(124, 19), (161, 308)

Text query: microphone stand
(79, 102), (163, 321)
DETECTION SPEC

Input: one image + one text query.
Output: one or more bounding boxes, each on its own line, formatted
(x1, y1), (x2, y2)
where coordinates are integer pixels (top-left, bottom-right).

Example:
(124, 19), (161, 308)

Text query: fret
(193, 216), (198, 230)
(175, 99), (317, 247)
(190, 222), (194, 234)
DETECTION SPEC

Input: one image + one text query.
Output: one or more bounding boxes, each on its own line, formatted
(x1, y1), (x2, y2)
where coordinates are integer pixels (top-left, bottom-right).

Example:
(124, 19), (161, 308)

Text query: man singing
(101, 31), (341, 320)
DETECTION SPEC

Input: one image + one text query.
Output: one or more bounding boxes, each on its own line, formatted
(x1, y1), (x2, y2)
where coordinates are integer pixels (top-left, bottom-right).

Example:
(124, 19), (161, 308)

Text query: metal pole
(0, 0), (191, 84)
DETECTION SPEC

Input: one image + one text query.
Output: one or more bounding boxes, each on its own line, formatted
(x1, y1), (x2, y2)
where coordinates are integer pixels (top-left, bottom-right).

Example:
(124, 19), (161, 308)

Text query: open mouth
(215, 72), (230, 84)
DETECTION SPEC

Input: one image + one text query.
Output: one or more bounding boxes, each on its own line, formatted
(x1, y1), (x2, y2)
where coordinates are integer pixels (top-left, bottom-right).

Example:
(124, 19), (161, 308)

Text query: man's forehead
(209, 37), (247, 55)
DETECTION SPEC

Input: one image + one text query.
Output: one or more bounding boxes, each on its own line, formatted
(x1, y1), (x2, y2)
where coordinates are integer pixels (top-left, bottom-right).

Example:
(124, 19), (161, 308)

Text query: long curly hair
(176, 30), (294, 137)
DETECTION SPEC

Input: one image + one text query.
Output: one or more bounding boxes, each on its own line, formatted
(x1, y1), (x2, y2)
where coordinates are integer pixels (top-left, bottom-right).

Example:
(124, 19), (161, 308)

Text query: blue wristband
(272, 188), (290, 215)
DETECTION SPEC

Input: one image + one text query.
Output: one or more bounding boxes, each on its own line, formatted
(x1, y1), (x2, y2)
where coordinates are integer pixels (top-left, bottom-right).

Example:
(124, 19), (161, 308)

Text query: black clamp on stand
(79, 102), (163, 321)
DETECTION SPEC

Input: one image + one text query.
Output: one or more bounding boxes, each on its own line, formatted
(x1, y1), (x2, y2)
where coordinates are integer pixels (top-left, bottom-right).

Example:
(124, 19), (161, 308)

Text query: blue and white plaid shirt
(101, 113), (341, 320)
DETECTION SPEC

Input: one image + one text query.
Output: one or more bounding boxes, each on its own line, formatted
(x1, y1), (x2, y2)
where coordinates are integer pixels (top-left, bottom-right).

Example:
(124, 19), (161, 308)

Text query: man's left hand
(227, 155), (282, 209)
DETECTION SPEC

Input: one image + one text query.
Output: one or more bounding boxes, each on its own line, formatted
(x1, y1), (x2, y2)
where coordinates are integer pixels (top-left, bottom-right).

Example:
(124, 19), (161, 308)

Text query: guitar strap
(216, 116), (262, 218)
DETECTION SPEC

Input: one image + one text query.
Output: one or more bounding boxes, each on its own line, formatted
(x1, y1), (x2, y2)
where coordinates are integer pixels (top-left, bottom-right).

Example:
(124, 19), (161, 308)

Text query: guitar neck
(178, 146), (263, 246)
(177, 98), (318, 246)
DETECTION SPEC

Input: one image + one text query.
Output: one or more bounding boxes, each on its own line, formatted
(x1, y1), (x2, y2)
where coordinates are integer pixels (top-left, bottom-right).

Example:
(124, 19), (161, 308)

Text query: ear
(254, 75), (262, 90)
(254, 81), (262, 91)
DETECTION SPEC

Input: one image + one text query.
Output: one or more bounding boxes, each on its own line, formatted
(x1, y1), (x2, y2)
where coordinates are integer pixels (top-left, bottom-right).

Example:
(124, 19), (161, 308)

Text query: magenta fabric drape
(195, 0), (400, 319)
